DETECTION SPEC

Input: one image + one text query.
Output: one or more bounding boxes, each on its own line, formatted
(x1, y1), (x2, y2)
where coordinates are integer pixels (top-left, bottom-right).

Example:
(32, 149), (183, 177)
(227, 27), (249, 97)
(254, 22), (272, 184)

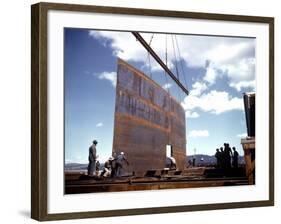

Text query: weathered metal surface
(112, 58), (186, 176)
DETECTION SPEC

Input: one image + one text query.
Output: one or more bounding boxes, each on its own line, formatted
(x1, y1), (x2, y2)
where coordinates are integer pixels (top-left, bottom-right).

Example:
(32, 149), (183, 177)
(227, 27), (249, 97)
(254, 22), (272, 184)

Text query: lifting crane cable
(173, 35), (184, 102)
(171, 35), (182, 102)
(132, 31), (189, 96)
(164, 34), (171, 145)
(175, 35), (188, 93)
(145, 34), (154, 79)
(164, 34), (171, 95)
(171, 35), (180, 80)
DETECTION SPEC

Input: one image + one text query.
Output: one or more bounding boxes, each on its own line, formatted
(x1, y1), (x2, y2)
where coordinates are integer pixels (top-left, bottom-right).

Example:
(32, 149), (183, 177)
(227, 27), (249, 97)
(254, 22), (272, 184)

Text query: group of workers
(87, 139), (240, 177)
(87, 140), (129, 178)
(215, 143), (239, 169)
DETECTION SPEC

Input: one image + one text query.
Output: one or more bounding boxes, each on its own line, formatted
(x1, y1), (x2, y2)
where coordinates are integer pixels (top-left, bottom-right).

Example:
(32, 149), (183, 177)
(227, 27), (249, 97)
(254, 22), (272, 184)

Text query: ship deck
(65, 167), (249, 194)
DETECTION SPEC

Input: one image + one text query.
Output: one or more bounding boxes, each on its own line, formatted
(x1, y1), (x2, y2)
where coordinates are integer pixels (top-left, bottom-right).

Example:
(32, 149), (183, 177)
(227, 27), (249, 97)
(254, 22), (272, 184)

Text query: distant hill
(64, 163), (88, 170)
(65, 162), (105, 171)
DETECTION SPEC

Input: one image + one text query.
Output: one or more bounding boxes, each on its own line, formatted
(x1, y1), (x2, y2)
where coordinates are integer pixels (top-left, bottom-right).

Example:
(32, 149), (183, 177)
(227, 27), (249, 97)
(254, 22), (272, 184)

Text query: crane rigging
(131, 31), (189, 96)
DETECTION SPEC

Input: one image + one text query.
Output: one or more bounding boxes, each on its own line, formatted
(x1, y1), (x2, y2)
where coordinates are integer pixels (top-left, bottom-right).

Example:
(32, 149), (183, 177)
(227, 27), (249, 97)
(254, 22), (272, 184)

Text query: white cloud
(177, 35), (251, 68)
(96, 122), (103, 127)
(188, 130), (209, 138)
(230, 80), (255, 92)
(162, 83), (173, 90)
(190, 82), (207, 96)
(89, 30), (255, 92)
(203, 48), (255, 89)
(185, 111), (200, 118)
(95, 71), (116, 87)
(226, 58), (255, 82)
(181, 90), (243, 115)
(90, 30), (254, 68)
(204, 42), (252, 66)
(89, 30), (149, 64)
(237, 133), (247, 138)
(227, 58), (256, 91)
(203, 65), (219, 85)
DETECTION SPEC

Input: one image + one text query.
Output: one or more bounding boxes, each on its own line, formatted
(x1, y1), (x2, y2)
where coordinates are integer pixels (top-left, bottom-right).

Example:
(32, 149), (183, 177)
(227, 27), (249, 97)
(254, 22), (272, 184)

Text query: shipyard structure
(112, 58), (186, 176)
(65, 58), (250, 194)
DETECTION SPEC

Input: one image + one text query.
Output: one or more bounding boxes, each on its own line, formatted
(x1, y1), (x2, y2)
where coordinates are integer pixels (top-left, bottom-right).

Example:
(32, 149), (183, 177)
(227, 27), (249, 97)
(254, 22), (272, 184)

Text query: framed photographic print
(31, 2), (274, 221)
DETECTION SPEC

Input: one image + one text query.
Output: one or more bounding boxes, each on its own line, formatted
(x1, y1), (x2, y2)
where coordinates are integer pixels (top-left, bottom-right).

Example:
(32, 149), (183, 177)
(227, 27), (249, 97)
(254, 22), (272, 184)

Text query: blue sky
(64, 28), (255, 164)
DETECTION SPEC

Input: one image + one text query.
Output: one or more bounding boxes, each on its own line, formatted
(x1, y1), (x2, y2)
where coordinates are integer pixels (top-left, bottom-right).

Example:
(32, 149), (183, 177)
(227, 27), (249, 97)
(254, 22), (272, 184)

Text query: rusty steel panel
(112, 58), (186, 176)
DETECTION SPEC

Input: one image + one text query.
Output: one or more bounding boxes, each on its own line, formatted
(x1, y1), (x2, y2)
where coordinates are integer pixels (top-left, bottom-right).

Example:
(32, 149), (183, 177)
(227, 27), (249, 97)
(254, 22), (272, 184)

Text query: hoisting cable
(171, 35), (182, 102)
(145, 34), (154, 79)
(164, 34), (171, 95)
(132, 31), (189, 95)
(175, 35), (188, 91)
(165, 34), (171, 144)
(171, 35), (180, 80)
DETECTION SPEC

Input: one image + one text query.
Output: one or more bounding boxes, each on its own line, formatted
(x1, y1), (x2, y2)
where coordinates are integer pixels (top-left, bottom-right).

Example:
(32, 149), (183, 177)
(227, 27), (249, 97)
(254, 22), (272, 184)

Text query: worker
(96, 160), (100, 171)
(215, 148), (221, 168)
(232, 147), (239, 168)
(115, 152), (129, 177)
(167, 156), (177, 170)
(220, 146), (226, 169)
(224, 143), (233, 169)
(192, 156), (196, 167)
(101, 156), (114, 177)
(187, 159), (192, 168)
(87, 140), (98, 176)
(110, 152), (117, 178)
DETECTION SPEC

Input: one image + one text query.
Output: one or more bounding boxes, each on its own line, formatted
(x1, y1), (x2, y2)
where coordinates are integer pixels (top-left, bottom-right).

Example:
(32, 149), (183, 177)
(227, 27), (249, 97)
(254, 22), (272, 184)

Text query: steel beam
(132, 31), (189, 95)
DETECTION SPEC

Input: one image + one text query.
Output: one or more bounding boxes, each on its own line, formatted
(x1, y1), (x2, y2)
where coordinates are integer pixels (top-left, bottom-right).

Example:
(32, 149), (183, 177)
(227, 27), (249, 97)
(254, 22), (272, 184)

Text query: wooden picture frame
(31, 2), (274, 221)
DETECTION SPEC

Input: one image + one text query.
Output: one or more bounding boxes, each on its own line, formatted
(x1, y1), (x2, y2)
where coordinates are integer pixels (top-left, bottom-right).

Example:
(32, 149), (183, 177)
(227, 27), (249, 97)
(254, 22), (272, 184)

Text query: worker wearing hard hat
(101, 156), (114, 177)
(115, 151), (129, 177)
